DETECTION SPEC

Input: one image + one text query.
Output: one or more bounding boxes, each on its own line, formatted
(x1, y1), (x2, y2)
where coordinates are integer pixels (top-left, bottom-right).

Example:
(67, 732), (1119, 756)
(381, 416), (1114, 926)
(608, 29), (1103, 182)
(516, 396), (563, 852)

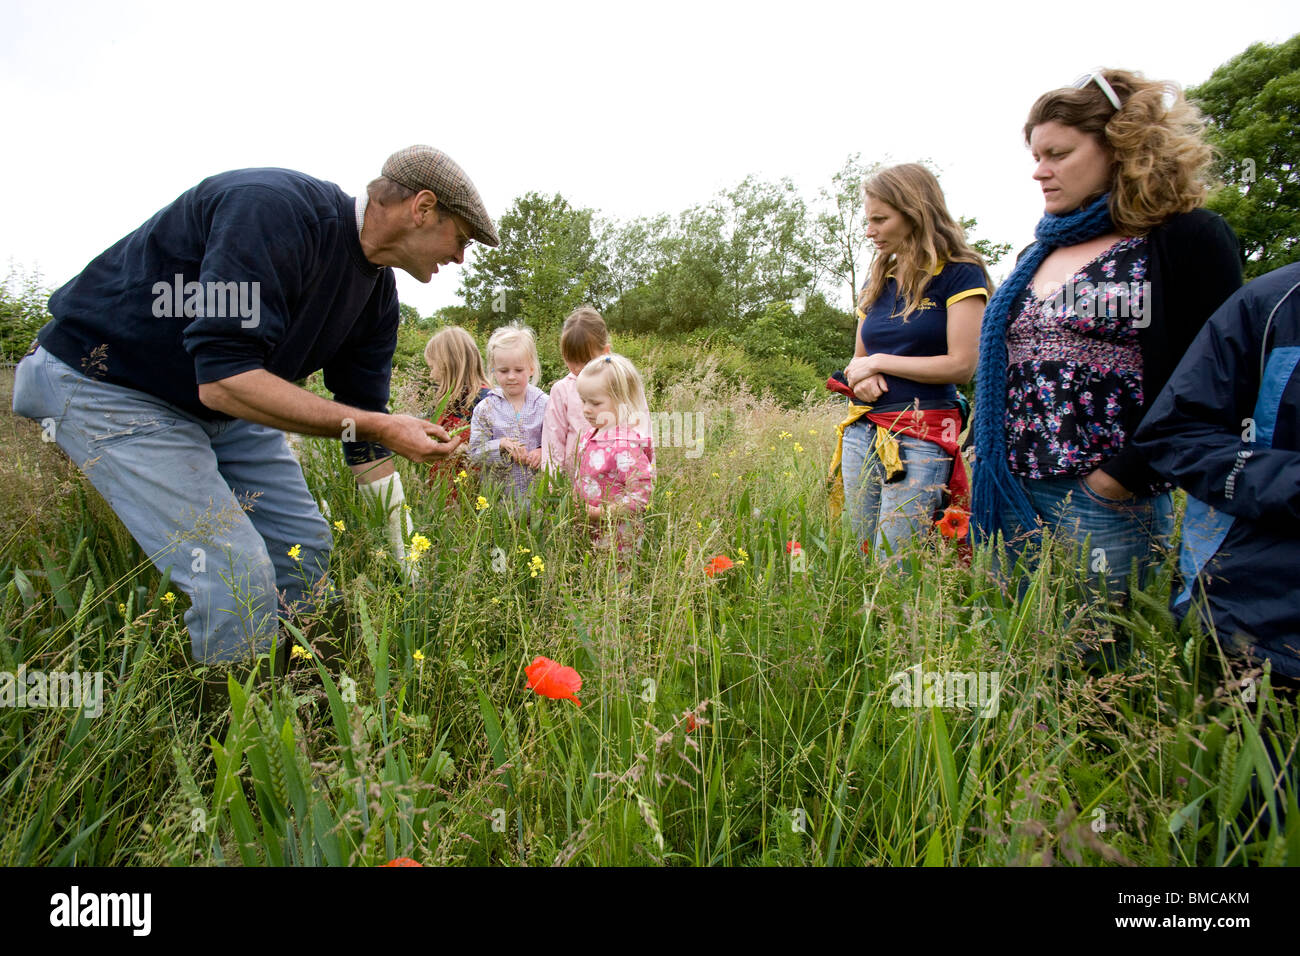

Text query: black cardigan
(1094, 208), (1243, 494)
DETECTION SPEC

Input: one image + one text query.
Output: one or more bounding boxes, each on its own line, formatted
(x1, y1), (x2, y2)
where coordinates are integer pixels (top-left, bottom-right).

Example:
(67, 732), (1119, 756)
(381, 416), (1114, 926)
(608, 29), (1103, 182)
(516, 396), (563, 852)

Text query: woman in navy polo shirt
(841, 163), (990, 556)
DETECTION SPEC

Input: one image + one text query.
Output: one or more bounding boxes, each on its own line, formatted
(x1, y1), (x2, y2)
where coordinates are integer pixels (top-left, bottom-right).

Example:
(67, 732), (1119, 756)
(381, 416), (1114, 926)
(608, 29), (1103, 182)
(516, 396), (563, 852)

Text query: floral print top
(1005, 236), (1149, 478)
(575, 425), (655, 512)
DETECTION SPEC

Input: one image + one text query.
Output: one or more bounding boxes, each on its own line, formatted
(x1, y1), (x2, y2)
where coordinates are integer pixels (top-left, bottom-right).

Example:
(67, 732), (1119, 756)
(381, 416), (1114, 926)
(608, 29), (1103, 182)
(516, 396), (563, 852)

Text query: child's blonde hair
(485, 321), (540, 386)
(424, 326), (489, 415)
(577, 353), (648, 430)
(560, 306), (610, 366)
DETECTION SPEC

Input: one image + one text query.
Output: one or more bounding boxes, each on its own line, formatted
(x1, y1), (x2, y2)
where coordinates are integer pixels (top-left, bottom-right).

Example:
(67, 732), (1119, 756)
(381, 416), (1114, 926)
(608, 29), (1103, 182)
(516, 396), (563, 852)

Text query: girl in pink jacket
(575, 354), (655, 555)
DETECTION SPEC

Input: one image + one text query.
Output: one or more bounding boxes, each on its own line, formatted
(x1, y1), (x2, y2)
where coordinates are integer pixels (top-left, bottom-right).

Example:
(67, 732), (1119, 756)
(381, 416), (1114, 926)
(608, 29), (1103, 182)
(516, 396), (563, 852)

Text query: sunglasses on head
(1072, 70), (1122, 112)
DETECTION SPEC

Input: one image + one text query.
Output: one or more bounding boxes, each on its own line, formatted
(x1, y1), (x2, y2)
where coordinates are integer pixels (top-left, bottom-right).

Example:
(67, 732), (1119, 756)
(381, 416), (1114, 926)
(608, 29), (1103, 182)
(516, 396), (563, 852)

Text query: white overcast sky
(3, 0), (1298, 317)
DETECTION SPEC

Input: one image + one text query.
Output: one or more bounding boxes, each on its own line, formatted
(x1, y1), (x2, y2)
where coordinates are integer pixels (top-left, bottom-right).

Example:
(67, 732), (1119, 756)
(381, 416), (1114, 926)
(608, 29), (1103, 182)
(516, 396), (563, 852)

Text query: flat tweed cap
(381, 145), (499, 247)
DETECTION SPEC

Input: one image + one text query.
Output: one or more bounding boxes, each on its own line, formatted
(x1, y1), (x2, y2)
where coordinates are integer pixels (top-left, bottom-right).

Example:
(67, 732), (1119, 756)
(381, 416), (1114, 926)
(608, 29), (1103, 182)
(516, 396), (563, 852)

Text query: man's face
(402, 207), (473, 282)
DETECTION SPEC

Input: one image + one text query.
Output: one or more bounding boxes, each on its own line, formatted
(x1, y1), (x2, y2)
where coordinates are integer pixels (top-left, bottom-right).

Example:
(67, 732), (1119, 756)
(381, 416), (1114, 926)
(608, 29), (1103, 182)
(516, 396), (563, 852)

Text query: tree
(456, 192), (603, 339)
(959, 217), (1012, 271)
(810, 153), (880, 311)
(0, 264), (52, 362)
(1190, 34), (1300, 278)
(593, 213), (671, 327)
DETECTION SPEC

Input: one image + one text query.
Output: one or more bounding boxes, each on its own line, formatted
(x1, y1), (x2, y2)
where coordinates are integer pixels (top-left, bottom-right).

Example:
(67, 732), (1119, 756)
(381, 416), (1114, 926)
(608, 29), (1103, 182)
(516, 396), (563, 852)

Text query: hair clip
(604, 356), (611, 363)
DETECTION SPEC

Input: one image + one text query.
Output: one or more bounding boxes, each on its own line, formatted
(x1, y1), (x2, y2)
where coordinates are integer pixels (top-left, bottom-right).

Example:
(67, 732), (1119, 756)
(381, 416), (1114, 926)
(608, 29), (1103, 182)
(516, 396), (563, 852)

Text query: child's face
(493, 348), (533, 396)
(577, 377), (616, 431)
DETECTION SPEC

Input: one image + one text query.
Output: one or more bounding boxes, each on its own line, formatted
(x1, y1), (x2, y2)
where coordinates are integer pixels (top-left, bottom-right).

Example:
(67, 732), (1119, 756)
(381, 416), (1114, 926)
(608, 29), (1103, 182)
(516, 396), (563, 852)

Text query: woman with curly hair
(971, 69), (1243, 595)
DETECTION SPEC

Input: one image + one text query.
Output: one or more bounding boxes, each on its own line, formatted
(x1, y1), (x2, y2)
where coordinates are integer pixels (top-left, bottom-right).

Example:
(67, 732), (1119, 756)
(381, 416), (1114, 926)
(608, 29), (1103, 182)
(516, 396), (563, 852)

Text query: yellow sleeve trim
(855, 307), (867, 321)
(946, 287), (988, 307)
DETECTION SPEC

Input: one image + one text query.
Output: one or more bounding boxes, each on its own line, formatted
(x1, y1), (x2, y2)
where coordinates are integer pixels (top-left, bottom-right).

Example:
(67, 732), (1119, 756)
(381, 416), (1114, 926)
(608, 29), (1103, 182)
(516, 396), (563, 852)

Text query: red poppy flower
(785, 540), (802, 555)
(936, 506), (969, 540)
(525, 656), (583, 706)
(685, 713), (698, 733)
(704, 554), (734, 578)
(380, 857), (422, 867)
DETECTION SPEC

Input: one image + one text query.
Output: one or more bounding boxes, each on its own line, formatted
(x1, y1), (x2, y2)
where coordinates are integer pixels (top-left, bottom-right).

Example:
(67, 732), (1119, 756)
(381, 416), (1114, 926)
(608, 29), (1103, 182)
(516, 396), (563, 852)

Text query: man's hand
(852, 374), (889, 404)
(380, 414), (463, 463)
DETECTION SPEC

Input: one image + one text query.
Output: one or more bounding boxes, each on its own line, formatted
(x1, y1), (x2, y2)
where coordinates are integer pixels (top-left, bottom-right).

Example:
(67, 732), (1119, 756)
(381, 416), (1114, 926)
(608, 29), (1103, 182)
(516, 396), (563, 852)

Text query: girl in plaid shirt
(469, 323), (549, 506)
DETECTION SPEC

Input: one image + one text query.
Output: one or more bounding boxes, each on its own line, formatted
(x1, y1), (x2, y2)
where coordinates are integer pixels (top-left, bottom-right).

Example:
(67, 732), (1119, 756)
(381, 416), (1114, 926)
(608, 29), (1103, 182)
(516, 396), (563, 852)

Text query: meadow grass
(0, 364), (1296, 866)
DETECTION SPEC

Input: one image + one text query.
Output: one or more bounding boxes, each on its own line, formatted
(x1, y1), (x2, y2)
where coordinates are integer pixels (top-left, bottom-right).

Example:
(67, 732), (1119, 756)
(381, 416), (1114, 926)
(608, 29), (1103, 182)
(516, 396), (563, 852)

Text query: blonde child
(574, 354), (655, 553)
(469, 322), (549, 504)
(423, 326), (492, 494)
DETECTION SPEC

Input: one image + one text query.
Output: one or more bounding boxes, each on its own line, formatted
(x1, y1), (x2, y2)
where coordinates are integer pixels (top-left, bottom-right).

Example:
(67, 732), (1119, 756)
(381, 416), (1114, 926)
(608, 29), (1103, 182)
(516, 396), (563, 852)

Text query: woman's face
(865, 196), (912, 256)
(1029, 121), (1114, 216)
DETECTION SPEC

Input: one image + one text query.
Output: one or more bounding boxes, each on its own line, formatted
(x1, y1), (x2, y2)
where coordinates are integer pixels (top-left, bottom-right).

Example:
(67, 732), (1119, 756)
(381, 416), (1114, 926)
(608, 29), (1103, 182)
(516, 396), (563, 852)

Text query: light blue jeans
(12, 346), (332, 663)
(841, 420), (952, 556)
(1000, 474), (1174, 597)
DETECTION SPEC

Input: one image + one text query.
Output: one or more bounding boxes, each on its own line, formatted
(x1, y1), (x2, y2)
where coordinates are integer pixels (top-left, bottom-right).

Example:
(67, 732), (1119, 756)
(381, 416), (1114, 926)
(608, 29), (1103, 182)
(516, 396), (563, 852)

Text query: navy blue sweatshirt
(39, 168), (399, 446)
(1134, 262), (1300, 674)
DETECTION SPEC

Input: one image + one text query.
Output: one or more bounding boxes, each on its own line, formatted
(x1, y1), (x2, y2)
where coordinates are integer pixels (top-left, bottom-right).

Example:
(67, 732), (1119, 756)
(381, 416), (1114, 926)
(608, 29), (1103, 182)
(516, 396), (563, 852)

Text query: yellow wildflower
(711, 472), (720, 479)
(475, 496), (489, 512)
(516, 545), (531, 554)
(778, 430), (792, 440)
(808, 429), (817, 435)
(793, 442), (804, 454)
(117, 603), (127, 615)
(333, 520), (346, 532)
(529, 555), (545, 578)
(287, 544), (302, 562)
(161, 591), (176, 606)
(291, 644), (313, 661)
(454, 469), (468, 484)
(413, 649), (425, 663)
(408, 532), (432, 562)
(736, 548), (749, 567)
(372, 548), (388, 560)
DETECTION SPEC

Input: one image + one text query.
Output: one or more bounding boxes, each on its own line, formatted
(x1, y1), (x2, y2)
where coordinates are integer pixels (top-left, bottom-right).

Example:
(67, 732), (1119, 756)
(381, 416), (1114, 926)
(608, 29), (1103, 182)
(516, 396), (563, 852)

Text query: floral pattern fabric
(1005, 236), (1149, 478)
(575, 425), (655, 511)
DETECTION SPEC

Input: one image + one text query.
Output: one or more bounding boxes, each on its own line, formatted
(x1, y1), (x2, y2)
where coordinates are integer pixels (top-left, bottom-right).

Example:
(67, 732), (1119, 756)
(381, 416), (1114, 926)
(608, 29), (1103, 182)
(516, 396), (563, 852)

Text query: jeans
(841, 420), (951, 555)
(12, 346), (332, 663)
(999, 474), (1174, 597)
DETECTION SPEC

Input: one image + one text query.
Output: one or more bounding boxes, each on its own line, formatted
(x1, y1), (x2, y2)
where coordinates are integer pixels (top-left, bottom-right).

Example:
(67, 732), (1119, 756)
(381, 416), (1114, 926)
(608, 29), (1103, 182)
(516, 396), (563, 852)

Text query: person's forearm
(852, 352), (976, 386)
(199, 369), (388, 441)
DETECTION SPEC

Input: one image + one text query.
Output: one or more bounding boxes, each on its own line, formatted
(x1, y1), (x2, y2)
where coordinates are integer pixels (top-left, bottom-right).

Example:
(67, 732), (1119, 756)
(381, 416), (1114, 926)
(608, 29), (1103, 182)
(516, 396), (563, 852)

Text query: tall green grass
(0, 364), (1295, 866)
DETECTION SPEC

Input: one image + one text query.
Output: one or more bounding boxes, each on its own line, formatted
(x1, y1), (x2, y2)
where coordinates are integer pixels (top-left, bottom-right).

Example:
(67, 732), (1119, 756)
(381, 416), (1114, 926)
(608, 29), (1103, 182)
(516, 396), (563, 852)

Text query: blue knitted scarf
(971, 193), (1116, 543)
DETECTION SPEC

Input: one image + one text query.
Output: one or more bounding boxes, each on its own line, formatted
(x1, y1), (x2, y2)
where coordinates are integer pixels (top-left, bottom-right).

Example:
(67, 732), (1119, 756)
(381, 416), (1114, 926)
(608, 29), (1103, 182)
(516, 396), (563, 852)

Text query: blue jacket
(1134, 262), (1300, 678)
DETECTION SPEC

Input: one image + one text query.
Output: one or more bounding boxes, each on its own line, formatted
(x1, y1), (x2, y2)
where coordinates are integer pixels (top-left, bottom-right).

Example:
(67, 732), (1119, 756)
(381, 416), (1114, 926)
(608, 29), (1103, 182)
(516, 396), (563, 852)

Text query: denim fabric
(999, 473), (1174, 596)
(840, 419), (951, 555)
(12, 347), (332, 663)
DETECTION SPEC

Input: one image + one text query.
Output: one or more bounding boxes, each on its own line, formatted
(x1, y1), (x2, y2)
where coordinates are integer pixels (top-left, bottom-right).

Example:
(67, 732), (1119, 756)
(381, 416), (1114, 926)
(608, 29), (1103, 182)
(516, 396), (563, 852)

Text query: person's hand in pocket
(1085, 468), (1133, 501)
